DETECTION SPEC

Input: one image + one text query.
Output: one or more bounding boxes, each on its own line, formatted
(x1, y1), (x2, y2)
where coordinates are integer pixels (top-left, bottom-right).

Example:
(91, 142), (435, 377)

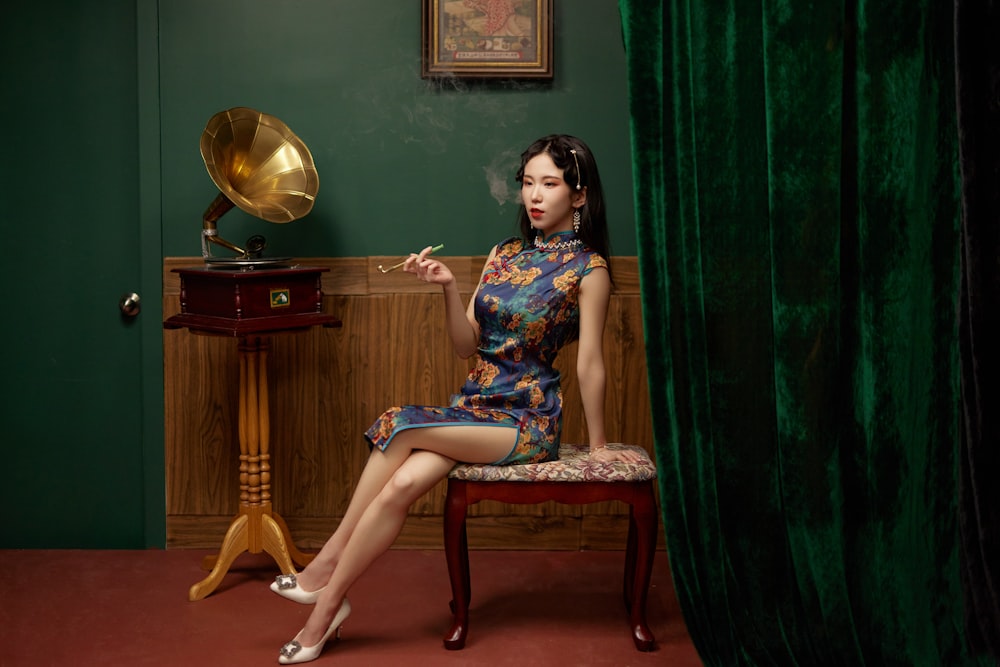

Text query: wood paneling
(163, 256), (663, 551)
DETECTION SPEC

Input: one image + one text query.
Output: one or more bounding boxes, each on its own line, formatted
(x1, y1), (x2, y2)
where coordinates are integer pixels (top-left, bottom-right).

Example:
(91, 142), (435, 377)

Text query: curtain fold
(620, 0), (994, 663)
(955, 0), (1000, 659)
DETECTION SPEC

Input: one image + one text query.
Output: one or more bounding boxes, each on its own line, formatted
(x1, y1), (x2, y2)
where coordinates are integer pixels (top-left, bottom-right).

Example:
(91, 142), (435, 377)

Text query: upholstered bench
(442, 443), (659, 651)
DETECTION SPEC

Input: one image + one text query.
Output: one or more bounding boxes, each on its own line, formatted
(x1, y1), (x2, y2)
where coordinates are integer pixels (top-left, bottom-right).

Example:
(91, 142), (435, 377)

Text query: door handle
(119, 292), (141, 318)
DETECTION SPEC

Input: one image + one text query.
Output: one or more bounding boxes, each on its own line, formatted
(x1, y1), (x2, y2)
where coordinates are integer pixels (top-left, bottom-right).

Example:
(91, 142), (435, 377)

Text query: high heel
(278, 597), (351, 664)
(270, 573), (326, 605)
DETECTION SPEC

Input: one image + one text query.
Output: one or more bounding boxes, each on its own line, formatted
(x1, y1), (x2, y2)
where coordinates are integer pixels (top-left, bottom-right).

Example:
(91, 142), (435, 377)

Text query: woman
(274, 134), (644, 664)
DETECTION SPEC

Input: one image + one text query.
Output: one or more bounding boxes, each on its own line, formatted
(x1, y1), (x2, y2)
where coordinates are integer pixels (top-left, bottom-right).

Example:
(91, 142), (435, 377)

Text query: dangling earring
(573, 209), (581, 234)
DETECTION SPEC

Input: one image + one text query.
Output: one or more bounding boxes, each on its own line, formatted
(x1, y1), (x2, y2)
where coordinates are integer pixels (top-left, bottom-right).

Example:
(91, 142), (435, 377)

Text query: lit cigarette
(377, 244), (445, 273)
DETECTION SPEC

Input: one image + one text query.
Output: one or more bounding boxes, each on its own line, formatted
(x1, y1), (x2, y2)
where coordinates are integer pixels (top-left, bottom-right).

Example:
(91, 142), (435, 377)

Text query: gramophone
(165, 111), (338, 602)
(165, 107), (334, 336)
(198, 107), (319, 268)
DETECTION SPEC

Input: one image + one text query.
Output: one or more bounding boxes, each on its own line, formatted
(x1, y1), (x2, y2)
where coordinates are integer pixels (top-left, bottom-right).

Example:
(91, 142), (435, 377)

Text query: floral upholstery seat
(443, 442), (659, 652)
(448, 442), (657, 483)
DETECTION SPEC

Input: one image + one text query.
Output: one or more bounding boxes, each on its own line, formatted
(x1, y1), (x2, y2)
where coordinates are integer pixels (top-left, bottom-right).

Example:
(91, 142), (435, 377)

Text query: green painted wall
(0, 0), (635, 547)
(159, 0), (636, 259)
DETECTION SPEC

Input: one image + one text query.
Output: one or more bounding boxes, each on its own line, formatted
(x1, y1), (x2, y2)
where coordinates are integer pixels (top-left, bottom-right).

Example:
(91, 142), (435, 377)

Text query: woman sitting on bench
(272, 134), (644, 664)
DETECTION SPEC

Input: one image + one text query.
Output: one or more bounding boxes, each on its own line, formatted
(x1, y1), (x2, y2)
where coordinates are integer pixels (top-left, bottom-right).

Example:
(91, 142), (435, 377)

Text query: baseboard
(166, 514), (667, 551)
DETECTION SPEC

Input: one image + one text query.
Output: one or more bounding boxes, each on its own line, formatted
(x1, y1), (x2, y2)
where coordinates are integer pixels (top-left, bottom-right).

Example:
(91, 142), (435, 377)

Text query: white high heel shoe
(270, 573), (326, 605)
(278, 597), (351, 664)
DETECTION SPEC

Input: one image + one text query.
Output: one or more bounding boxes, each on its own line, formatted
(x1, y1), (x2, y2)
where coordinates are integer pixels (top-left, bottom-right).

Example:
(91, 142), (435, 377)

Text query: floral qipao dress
(365, 233), (608, 465)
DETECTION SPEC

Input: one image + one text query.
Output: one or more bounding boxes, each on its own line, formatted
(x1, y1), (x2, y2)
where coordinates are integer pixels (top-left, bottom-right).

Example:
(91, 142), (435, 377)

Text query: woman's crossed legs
(281, 425), (516, 649)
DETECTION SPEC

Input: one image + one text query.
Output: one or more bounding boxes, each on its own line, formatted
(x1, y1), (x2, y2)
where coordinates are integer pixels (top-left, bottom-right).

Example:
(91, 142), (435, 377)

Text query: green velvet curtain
(619, 1), (995, 664)
(955, 1), (1000, 659)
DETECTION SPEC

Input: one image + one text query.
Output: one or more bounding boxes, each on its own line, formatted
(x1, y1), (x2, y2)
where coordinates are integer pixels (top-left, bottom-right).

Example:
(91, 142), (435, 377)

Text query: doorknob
(119, 292), (141, 318)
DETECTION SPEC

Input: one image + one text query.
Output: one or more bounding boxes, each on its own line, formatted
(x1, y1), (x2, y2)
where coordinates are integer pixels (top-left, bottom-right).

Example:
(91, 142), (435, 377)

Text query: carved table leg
(270, 511), (315, 568)
(190, 336), (308, 600)
(189, 514), (249, 601)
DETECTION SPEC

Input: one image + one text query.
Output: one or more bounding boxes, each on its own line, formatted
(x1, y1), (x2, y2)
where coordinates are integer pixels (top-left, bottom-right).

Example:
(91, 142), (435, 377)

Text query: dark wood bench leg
(443, 477), (657, 652)
(443, 480), (470, 650)
(624, 499), (638, 610)
(627, 482), (658, 651)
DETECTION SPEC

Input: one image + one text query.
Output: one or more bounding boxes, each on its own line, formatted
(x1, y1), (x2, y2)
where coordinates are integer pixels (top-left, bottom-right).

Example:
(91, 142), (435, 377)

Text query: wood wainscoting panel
(162, 256), (659, 551)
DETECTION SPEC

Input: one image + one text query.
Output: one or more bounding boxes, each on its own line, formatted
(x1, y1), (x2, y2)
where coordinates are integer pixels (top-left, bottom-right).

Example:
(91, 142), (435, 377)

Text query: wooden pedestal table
(164, 265), (341, 601)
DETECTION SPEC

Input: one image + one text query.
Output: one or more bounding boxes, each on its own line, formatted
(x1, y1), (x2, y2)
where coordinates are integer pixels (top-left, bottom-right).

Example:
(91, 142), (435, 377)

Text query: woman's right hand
(403, 245), (454, 286)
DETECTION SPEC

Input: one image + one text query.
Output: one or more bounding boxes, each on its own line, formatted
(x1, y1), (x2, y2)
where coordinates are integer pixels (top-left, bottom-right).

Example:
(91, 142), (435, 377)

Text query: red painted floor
(0, 548), (701, 666)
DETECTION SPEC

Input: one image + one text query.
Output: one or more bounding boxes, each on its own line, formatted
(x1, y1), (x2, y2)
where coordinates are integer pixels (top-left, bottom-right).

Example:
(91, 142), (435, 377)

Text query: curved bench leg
(628, 483), (658, 651)
(443, 480), (470, 650)
(624, 505), (638, 610)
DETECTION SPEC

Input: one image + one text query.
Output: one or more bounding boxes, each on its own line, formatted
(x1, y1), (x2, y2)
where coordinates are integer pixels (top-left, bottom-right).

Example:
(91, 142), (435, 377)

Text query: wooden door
(0, 0), (160, 547)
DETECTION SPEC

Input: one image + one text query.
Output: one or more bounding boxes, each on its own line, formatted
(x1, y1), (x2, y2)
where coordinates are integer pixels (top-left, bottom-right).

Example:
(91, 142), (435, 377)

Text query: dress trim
(366, 421), (519, 465)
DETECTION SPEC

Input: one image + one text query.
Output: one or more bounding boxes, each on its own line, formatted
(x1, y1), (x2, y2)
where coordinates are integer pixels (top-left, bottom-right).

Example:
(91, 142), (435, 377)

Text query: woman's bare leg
(288, 426), (516, 647)
(290, 425), (516, 592)
(291, 442), (414, 591)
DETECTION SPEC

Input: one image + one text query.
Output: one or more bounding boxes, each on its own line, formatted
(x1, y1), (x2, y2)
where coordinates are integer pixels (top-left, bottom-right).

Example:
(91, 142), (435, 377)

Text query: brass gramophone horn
(199, 107), (319, 266)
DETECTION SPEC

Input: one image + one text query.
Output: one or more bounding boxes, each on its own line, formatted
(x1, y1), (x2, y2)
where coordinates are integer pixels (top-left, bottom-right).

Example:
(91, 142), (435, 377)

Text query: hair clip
(570, 149), (582, 190)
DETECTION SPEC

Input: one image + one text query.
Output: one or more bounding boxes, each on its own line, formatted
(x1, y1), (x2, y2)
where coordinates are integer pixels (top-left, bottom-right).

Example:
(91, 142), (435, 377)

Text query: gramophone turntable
(198, 106), (319, 268)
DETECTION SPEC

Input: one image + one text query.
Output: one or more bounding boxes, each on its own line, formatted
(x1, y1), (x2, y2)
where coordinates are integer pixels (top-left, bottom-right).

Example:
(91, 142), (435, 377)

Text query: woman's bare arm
(576, 267), (645, 464)
(406, 244), (496, 359)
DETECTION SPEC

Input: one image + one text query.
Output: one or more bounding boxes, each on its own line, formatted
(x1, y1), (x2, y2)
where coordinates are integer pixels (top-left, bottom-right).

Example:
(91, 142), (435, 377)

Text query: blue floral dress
(365, 233), (608, 465)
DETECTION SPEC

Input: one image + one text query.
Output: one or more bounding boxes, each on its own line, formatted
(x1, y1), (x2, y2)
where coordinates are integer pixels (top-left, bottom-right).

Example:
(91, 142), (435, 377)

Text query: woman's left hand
(589, 445), (646, 464)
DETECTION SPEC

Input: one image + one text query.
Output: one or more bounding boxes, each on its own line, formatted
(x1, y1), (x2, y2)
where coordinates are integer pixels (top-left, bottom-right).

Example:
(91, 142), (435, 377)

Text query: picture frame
(421, 0), (554, 79)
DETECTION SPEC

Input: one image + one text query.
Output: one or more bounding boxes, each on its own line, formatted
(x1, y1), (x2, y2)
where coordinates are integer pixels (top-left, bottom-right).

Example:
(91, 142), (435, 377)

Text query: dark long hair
(514, 134), (613, 280)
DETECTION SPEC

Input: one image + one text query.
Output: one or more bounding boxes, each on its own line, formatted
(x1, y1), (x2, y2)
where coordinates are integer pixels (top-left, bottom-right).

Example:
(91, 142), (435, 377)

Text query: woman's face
(520, 153), (586, 236)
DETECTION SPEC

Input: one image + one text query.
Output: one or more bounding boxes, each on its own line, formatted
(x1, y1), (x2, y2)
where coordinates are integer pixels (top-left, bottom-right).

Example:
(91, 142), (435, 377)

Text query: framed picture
(422, 0), (554, 79)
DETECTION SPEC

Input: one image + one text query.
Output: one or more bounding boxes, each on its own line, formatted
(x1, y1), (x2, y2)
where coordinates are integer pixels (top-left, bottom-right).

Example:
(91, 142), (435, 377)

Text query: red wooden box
(163, 266), (339, 336)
